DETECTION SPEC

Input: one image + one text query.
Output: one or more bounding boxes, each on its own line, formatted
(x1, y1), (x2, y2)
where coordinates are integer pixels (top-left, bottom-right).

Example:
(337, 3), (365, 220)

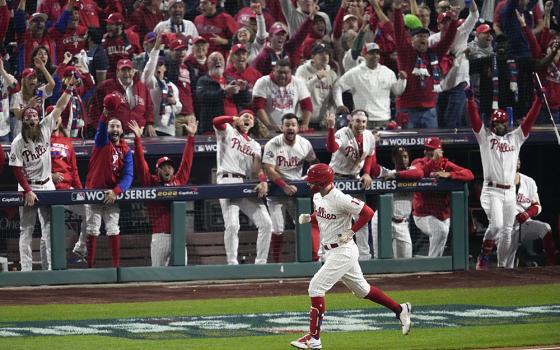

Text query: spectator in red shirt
(129, 0), (163, 42)
(225, 44), (262, 97)
(50, 2), (88, 64)
(194, 0), (239, 59)
(102, 12), (142, 80)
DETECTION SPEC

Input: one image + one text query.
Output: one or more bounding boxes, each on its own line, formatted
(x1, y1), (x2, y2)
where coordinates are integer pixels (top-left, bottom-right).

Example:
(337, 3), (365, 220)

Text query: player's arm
(394, 165), (424, 180)
(252, 159), (269, 198)
(263, 163), (297, 196)
(444, 160), (475, 182)
(298, 96), (313, 131)
(351, 204), (375, 233)
(174, 123), (198, 184)
(369, 153), (383, 178)
(212, 115), (235, 131)
(520, 96), (543, 137)
(324, 113), (341, 153)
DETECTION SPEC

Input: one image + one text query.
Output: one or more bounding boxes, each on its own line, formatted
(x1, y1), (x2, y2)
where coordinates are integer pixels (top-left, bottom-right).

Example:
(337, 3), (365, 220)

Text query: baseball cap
(193, 36), (208, 45)
(476, 24), (492, 35)
(169, 37), (188, 50)
(156, 156), (174, 169)
(144, 32), (157, 43)
(363, 42), (380, 53)
(343, 14), (357, 22)
(62, 65), (78, 77)
(270, 23), (287, 35)
(238, 109), (255, 117)
(311, 43), (328, 55)
(424, 137), (442, 149)
(103, 93), (122, 111)
(30, 12), (47, 22)
(231, 43), (248, 55)
(410, 27), (430, 36)
(437, 12), (452, 24)
(106, 12), (124, 25)
(21, 68), (37, 79)
(117, 58), (133, 70)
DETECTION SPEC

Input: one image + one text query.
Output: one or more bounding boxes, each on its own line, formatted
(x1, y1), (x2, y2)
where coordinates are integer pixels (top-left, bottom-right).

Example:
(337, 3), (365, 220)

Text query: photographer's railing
(0, 179), (468, 287)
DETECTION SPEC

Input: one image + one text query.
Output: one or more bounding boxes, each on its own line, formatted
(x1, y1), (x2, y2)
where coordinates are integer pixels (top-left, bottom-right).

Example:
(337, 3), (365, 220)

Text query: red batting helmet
(304, 163), (334, 193)
(491, 109), (508, 124)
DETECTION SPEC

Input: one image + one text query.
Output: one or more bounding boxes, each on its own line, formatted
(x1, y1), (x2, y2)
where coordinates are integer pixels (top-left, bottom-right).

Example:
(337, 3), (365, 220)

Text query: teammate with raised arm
(291, 163), (411, 349)
(9, 78), (77, 271)
(325, 110), (377, 260)
(129, 120), (197, 266)
(467, 89), (543, 270)
(262, 113), (318, 263)
(214, 110), (273, 265)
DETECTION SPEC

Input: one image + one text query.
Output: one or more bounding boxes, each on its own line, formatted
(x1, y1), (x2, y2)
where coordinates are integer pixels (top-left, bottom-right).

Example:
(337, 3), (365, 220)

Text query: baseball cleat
(72, 244), (87, 261)
(476, 255), (489, 271)
(398, 302), (412, 335)
(290, 333), (322, 349)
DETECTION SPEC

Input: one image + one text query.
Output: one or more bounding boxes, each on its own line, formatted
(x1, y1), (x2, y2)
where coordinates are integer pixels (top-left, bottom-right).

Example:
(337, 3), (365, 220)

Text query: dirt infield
(0, 266), (559, 305)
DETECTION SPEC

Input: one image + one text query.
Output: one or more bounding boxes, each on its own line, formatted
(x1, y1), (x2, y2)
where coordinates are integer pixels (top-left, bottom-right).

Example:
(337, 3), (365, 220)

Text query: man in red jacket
(88, 58), (154, 136)
(129, 119), (197, 266)
(411, 137), (474, 257)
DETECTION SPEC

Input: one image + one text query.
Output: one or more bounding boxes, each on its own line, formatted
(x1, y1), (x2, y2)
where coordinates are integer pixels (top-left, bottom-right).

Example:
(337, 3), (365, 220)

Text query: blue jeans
(437, 82), (467, 128)
(403, 108), (438, 129)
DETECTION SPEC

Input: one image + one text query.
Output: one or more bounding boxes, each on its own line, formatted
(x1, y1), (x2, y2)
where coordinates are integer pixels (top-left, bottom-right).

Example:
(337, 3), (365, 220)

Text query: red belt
(323, 243), (339, 250)
(488, 182), (511, 189)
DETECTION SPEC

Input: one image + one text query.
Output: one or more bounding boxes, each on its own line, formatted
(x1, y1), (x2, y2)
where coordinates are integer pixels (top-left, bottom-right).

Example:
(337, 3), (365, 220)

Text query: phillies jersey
(313, 187), (364, 245)
(475, 126), (526, 187)
(516, 173), (540, 214)
(9, 112), (56, 183)
(102, 30), (141, 79)
(262, 134), (316, 181)
(329, 128), (376, 176)
(50, 23), (88, 64)
(215, 123), (261, 177)
(50, 133), (82, 190)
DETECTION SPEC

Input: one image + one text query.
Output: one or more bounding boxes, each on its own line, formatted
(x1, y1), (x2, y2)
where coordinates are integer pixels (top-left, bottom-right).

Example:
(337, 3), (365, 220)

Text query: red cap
(491, 109), (508, 124)
(437, 12), (451, 24)
(169, 37), (188, 50)
(270, 23), (287, 35)
(106, 12), (124, 25)
(475, 24), (492, 35)
(238, 109), (255, 117)
(231, 43), (248, 55)
(193, 36), (208, 45)
(424, 137), (442, 149)
(103, 93), (122, 111)
(156, 156), (174, 169)
(21, 68), (37, 79)
(386, 120), (400, 130)
(117, 58), (133, 70)
(63, 65), (78, 77)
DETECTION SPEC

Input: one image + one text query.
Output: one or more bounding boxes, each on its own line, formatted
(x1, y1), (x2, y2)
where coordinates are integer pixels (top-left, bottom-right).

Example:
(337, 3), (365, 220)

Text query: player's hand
(282, 184), (298, 196)
(104, 190), (118, 204)
(184, 120), (198, 136)
(254, 181), (268, 198)
(144, 124), (157, 137)
(52, 172), (64, 184)
(24, 191), (38, 207)
(298, 214), (311, 224)
(516, 211), (530, 224)
(127, 120), (143, 138)
(431, 171), (451, 178)
(382, 170), (397, 180)
(337, 229), (355, 244)
(360, 173), (372, 189)
(325, 112), (336, 128)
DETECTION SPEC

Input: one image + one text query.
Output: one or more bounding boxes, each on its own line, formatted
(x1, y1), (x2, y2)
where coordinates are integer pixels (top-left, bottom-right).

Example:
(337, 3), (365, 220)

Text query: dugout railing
(0, 179), (468, 287)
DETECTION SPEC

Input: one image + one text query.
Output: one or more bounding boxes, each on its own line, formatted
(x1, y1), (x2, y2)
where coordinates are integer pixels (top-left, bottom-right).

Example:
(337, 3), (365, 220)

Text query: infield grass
(0, 283), (559, 350)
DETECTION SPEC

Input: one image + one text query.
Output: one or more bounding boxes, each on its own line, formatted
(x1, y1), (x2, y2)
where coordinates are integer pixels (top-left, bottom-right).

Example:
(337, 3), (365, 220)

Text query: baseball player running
(262, 113), (318, 263)
(467, 90), (542, 270)
(497, 158), (559, 267)
(9, 78), (77, 271)
(84, 93), (134, 268)
(214, 110), (273, 265)
(412, 137), (474, 257)
(129, 120), (197, 266)
(291, 163), (411, 349)
(325, 110), (377, 260)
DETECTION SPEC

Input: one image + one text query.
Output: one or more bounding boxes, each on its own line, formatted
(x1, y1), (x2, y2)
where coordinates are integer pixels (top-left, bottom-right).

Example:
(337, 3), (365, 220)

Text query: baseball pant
(413, 215), (451, 257)
(308, 240), (371, 298)
(150, 233), (189, 266)
(267, 196), (295, 235)
(480, 186), (516, 267)
(85, 203), (120, 236)
(371, 212), (412, 259)
(218, 176), (273, 265)
(18, 180), (55, 271)
(354, 194), (371, 260)
(67, 204), (87, 252)
(497, 219), (552, 268)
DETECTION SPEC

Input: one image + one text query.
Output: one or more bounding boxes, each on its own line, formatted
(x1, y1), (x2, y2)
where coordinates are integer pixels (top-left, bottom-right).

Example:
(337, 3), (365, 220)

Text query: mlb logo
(72, 192), (85, 201)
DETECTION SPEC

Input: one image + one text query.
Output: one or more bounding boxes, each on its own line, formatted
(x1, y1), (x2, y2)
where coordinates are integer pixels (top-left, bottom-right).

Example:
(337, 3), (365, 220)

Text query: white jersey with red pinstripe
(328, 127), (376, 177)
(215, 123), (261, 177)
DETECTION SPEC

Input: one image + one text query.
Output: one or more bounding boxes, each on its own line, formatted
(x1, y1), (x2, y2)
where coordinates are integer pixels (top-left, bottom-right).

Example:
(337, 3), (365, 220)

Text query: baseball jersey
(215, 123), (261, 176)
(516, 173), (540, 215)
(475, 126), (526, 186)
(329, 127), (376, 176)
(9, 112), (56, 184)
(313, 187), (365, 245)
(262, 134), (316, 181)
(252, 75), (311, 127)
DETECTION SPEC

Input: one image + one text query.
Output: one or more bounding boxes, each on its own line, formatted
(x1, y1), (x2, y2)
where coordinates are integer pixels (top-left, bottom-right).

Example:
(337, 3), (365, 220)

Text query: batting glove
(337, 229), (355, 244)
(516, 211), (530, 224)
(298, 214), (311, 224)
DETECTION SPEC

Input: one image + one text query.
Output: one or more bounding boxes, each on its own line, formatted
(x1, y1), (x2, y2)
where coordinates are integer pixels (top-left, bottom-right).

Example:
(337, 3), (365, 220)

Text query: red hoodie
(50, 133), (83, 190)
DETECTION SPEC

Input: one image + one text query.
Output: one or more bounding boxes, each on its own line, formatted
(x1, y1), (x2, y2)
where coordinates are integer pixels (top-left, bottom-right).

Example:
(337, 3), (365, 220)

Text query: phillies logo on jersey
(516, 193), (532, 205)
(344, 146), (359, 160)
(316, 207), (336, 220)
(276, 155), (302, 167)
(22, 144), (48, 162)
(489, 139), (515, 152)
(231, 137), (256, 159)
(106, 45), (128, 56)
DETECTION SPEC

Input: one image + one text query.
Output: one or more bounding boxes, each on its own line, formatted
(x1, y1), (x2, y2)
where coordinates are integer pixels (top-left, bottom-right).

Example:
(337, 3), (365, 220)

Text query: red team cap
(21, 68), (37, 79)
(424, 137), (442, 149)
(156, 156), (174, 169)
(63, 65), (78, 77)
(475, 24), (492, 35)
(170, 37), (188, 51)
(491, 109), (508, 124)
(231, 43), (248, 55)
(106, 12), (124, 25)
(238, 109), (255, 117)
(103, 93), (122, 111)
(269, 23), (287, 35)
(193, 36), (208, 45)
(117, 58), (133, 70)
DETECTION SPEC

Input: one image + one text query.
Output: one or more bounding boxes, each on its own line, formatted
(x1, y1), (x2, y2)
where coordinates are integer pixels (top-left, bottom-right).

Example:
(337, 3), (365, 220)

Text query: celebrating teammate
(9, 78), (77, 271)
(84, 93), (134, 268)
(129, 119), (197, 266)
(468, 89), (543, 270)
(292, 163), (411, 349)
(213, 110), (273, 265)
(262, 113), (318, 262)
(497, 159), (559, 267)
(411, 137), (474, 257)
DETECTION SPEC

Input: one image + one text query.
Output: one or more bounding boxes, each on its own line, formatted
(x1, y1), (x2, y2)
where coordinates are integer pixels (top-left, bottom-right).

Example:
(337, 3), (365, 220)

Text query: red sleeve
(213, 115), (234, 130)
(467, 97), (483, 133)
(326, 127), (339, 153)
(445, 160), (475, 182)
(299, 97), (313, 112)
(538, 27), (552, 52)
(397, 166), (423, 180)
(369, 153), (381, 177)
(351, 204), (375, 232)
(285, 18), (312, 55)
(174, 135), (195, 184)
(13, 166), (32, 193)
(521, 97), (543, 136)
(434, 19), (458, 58)
(253, 96), (267, 110)
(310, 211), (318, 225)
(522, 25), (542, 58)
(526, 203), (540, 217)
(332, 6), (346, 40)
(0, 5), (10, 42)
(133, 136), (156, 186)
(68, 146), (83, 189)
(362, 155), (373, 174)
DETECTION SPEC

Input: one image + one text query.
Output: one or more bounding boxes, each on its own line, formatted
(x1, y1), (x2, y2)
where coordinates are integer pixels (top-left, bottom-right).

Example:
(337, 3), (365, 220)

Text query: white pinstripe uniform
(372, 191), (414, 259)
(215, 123), (273, 265)
(309, 188), (371, 298)
(329, 127), (376, 260)
(262, 134), (316, 236)
(497, 173), (551, 268)
(9, 112), (57, 271)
